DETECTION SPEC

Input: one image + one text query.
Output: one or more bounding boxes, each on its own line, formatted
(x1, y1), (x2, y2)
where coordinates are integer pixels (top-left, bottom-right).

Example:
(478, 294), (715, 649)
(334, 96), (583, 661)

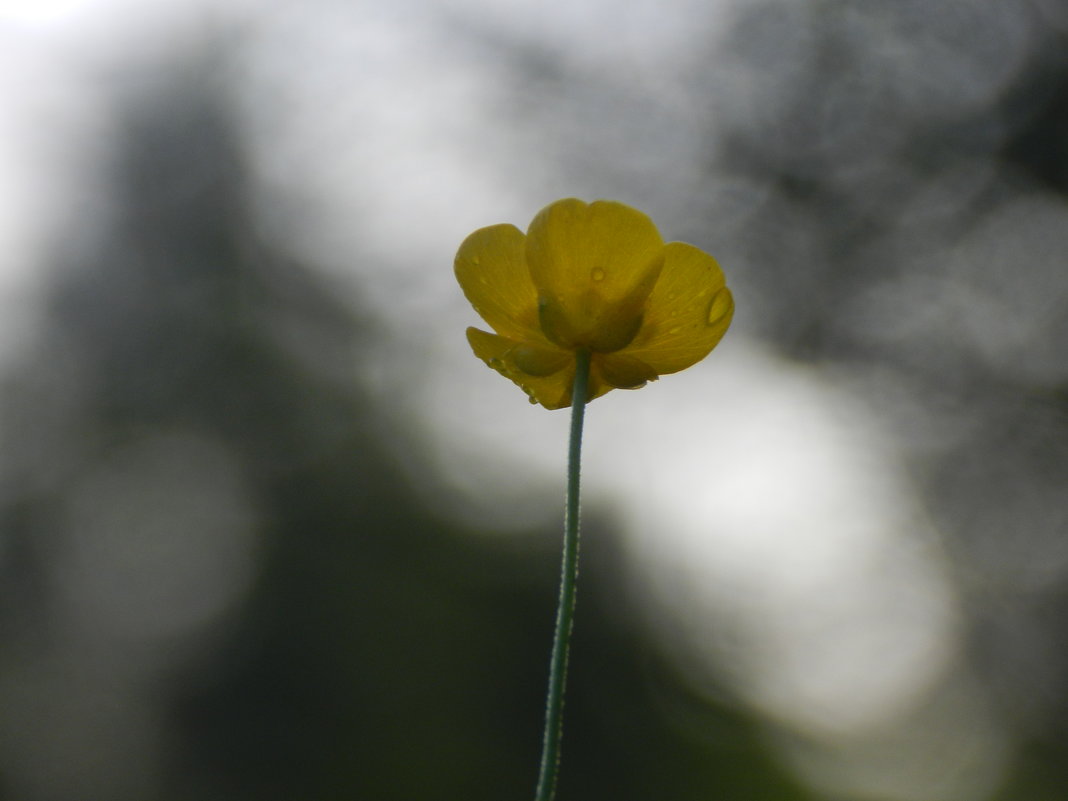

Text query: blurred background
(1, 0), (1067, 799)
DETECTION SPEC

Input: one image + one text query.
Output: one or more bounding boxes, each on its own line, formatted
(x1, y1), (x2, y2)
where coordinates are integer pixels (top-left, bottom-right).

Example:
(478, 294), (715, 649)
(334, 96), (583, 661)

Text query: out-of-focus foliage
(0, 49), (807, 801)
(689, 4), (1068, 799)
(1, 1), (1068, 799)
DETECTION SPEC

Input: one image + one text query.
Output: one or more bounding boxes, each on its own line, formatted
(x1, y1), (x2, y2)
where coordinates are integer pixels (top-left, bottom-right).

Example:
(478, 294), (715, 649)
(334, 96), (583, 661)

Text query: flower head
(455, 198), (733, 409)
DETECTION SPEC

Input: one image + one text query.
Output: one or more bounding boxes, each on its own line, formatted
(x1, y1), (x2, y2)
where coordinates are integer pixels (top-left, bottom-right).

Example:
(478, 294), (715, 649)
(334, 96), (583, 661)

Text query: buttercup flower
(455, 198), (733, 409)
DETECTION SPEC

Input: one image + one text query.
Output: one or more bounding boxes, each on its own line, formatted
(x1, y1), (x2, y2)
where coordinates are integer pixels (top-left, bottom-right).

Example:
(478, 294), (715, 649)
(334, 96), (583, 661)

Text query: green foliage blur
(0, 53), (809, 801)
(4, 3), (1068, 799)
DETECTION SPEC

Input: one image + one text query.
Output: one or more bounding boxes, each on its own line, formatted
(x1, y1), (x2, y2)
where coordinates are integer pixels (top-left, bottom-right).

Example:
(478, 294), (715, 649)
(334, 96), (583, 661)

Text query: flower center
(538, 291), (646, 353)
(536, 253), (663, 353)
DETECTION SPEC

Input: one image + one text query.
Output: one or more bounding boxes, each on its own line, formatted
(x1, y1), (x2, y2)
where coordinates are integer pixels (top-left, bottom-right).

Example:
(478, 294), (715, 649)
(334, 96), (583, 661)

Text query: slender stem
(534, 348), (592, 801)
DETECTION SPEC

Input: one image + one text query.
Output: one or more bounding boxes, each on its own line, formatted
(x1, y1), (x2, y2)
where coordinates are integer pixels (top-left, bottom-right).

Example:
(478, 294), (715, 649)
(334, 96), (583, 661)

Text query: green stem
(534, 349), (592, 801)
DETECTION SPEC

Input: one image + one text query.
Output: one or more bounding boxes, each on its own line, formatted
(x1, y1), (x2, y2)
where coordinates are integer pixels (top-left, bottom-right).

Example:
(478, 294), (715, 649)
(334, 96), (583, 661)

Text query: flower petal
(511, 344), (571, 377)
(526, 199), (664, 351)
(466, 327), (573, 410)
(455, 224), (542, 342)
(597, 353), (659, 389)
(623, 241), (734, 374)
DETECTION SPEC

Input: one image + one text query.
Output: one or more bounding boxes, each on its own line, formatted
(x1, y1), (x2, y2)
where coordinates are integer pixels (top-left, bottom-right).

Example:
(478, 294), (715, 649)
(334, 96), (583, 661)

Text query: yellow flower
(455, 198), (734, 409)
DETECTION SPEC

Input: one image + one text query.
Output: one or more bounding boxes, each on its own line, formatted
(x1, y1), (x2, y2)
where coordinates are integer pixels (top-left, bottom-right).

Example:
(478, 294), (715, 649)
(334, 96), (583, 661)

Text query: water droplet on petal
(707, 287), (732, 326)
(591, 267), (606, 282)
(668, 326), (681, 335)
(488, 357), (503, 369)
(471, 256), (481, 265)
(528, 395), (538, 405)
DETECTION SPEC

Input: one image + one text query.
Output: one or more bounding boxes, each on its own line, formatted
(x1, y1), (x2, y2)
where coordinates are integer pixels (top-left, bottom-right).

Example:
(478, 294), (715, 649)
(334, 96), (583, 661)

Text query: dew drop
(668, 326), (682, 335)
(590, 267), (606, 282)
(528, 396), (538, 405)
(488, 357), (503, 369)
(706, 287), (732, 326)
(471, 256), (481, 265)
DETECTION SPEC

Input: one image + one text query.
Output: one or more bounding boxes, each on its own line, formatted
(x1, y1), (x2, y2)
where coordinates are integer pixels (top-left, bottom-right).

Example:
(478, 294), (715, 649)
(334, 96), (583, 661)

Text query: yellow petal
(511, 344), (571, 377)
(623, 241), (734, 374)
(583, 373), (617, 404)
(526, 199), (664, 351)
(455, 224), (542, 342)
(466, 327), (573, 410)
(596, 353), (659, 389)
